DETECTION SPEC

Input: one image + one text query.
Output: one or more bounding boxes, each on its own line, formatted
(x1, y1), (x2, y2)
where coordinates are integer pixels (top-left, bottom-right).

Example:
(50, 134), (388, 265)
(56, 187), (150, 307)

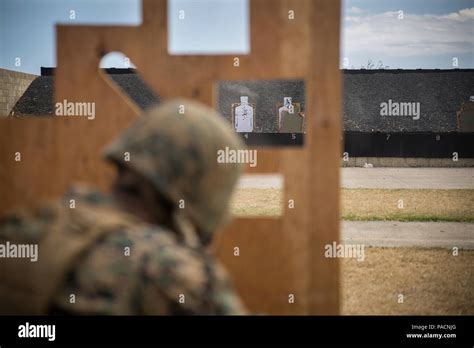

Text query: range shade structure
(0, 0), (341, 315)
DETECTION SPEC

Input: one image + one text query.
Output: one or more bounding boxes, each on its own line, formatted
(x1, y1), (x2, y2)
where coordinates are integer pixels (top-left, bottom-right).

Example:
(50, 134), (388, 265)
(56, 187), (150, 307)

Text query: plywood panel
(307, 0), (342, 314)
(0, 0), (341, 315)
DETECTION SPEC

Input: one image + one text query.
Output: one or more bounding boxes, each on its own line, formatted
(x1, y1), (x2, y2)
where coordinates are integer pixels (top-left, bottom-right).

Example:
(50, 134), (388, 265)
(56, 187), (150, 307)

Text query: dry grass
(341, 247), (474, 315)
(231, 188), (283, 217)
(231, 188), (474, 314)
(343, 189), (474, 222)
(231, 188), (474, 222)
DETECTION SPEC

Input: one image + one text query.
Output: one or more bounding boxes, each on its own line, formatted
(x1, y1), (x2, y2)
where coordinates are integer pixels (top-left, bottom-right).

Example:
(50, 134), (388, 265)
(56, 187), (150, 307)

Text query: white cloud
(343, 8), (474, 57)
(441, 7), (474, 21)
(348, 6), (365, 14)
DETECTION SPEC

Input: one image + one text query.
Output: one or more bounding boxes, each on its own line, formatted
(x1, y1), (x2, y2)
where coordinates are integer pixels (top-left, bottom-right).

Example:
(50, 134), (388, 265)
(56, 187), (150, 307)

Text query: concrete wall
(0, 68), (37, 117)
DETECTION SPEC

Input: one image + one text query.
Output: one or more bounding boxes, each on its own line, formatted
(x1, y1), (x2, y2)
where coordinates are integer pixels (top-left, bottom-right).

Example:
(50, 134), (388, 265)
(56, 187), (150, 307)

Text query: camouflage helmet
(104, 99), (245, 243)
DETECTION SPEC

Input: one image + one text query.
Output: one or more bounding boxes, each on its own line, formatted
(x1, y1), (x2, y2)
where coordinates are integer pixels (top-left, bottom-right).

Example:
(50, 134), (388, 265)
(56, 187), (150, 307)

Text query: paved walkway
(238, 168), (474, 189)
(341, 221), (474, 249)
(342, 168), (474, 189)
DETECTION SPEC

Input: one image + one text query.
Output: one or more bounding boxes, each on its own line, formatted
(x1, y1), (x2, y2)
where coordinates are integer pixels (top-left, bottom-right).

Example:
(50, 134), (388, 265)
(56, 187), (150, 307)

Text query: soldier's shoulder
(0, 184), (110, 241)
(0, 201), (60, 242)
(137, 238), (247, 314)
(63, 184), (111, 206)
(51, 221), (181, 314)
(54, 224), (247, 314)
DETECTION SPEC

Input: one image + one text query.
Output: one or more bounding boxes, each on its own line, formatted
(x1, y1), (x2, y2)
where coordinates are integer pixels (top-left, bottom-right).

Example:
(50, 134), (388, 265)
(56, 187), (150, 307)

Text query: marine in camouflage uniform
(0, 99), (247, 315)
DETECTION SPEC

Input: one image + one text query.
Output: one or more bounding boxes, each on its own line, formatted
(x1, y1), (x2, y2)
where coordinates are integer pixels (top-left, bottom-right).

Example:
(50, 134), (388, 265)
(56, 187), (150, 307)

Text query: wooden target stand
(0, 0), (341, 314)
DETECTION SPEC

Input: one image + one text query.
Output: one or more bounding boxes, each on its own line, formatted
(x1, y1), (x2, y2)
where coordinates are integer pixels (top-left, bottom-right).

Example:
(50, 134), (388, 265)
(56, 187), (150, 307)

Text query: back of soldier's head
(104, 99), (245, 244)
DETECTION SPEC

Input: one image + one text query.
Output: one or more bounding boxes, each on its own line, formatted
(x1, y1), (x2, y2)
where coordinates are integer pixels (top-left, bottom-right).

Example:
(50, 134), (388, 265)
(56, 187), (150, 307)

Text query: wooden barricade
(0, 0), (341, 314)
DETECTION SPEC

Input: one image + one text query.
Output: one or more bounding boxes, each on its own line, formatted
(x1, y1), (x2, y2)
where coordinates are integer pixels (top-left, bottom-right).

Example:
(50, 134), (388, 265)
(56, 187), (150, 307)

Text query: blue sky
(342, 0), (474, 69)
(0, 0), (473, 74)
